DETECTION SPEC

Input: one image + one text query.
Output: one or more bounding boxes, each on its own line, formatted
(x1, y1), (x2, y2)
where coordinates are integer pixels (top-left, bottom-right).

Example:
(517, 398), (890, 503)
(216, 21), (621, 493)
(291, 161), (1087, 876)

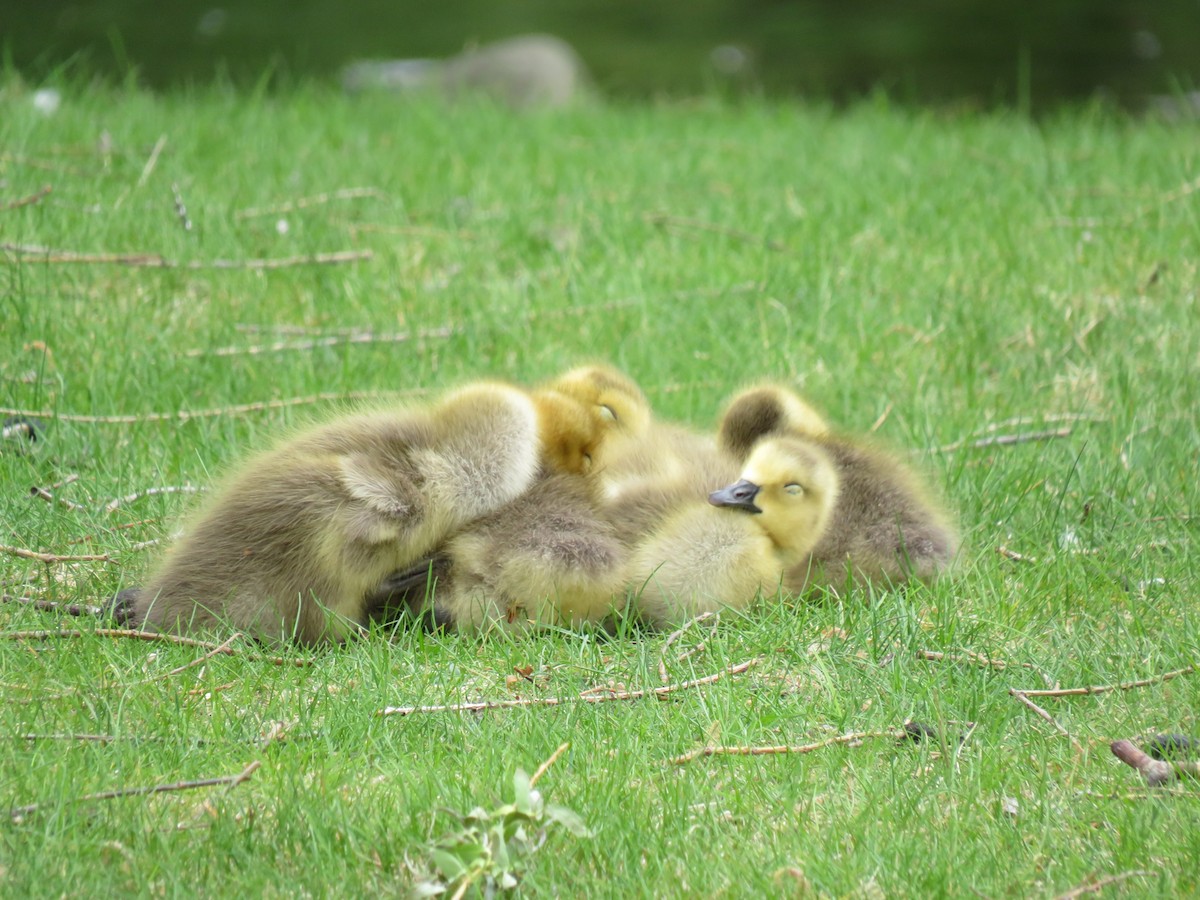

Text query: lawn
(2, 80), (1198, 896)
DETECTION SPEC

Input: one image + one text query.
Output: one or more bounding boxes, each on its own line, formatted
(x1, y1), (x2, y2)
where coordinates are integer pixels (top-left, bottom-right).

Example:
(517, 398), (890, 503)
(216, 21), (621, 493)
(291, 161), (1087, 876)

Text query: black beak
(709, 479), (762, 513)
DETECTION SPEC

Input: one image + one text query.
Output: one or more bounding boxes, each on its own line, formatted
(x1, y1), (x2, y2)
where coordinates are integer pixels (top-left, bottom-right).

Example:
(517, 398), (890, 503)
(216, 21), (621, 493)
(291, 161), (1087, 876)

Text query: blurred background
(2, 0), (1198, 110)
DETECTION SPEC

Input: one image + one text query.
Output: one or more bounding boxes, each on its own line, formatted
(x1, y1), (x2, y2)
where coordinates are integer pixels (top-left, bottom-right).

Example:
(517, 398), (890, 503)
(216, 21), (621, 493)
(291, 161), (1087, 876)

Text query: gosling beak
(709, 479), (763, 513)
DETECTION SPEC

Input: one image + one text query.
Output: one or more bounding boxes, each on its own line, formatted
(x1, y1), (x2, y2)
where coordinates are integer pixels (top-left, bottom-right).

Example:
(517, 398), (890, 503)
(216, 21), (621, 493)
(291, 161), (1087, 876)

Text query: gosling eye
(784, 483), (804, 496)
(598, 404), (617, 422)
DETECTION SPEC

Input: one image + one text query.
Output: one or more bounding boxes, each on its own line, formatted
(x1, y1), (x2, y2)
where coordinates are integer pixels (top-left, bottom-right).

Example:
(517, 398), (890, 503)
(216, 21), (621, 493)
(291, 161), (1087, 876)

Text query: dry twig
(529, 742), (571, 787)
(658, 611), (717, 683)
(105, 485), (203, 513)
(670, 729), (908, 765)
(29, 484), (88, 513)
(379, 658), (760, 717)
(0, 628), (311, 667)
(9, 760), (261, 820)
(233, 187), (385, 219)
(997, 545), (1038, 564)
(919, 648), (1054, 688)
(1, 185), (52, 211)
(184, 326), (456, 358)
(0, 544), (112, 564)
(0, 390), (417, 425)
(932, 427), (1073, 454)
(1, 594), (106, 617)
(644, 212), (786, 251)
(1, 243), (371, 269)
(1053, 870), (1155, 900)
(1015, 664), (1197, 698)
(1010, 689), (1085, 754)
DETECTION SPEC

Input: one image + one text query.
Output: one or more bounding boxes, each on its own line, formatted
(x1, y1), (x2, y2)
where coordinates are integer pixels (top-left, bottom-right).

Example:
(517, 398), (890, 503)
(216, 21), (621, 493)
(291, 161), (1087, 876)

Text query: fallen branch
(670, 729), (908, 765)
(1053, 870), (1156, 900)
(1010, 689), (1085, 754)
(105, 485), (203, 513)
(135, 135), (168, 189)
(183, 326), (456, 358)
(9, 759), (261, 820)
(0, 628), (312, 667)
(0, 544), (112, 564)
(1016, 664), (1197, 698)
(1110, 739), (1200, 787)
(1, 184), (52, 211)
(1, 594), (106, 617)
(644, 212), (786, 251)
(29, 484), (88, 513)
(529, 742), (571, 787)
(997, 545), (1038, 564)
(932, 427), (1073, 454)
(233, 187), (386, 219)
(0, 390), (419, 425)
(379, 658), (760, 717)
(659, 611), (717, 683)
(150, 633), (243, 682)
(1, 243), (372, 269)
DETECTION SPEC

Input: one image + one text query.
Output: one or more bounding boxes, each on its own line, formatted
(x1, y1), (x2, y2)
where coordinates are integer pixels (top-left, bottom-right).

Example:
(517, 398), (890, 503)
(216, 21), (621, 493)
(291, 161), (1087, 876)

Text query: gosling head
(708, 436), (840, 558)
(532, 389), (608, 475)
(543, 365), (652, 439)
(718, 386), (830, 462)
(533, 365), (651, 475)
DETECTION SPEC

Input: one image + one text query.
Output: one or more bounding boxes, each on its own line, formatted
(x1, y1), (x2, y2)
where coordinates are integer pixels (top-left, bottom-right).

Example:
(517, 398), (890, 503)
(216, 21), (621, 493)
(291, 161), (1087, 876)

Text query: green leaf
(411, 879), (447, 898)
(545, 804), (594, 838)
(512, 768), (532, 814)
(428, 848), (467, 880)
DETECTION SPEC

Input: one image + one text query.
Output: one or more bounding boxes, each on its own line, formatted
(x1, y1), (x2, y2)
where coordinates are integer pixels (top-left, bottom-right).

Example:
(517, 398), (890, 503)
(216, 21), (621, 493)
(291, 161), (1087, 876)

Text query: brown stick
(919, 648), (1054, 687)
(379, 658), (760, 717)
(29, 485), (88, 513)
(1053, 870), (1155, 900)
(1016, 664), (1197, 698)
(1010, 690), (1086, 754)
(0, 545), (112, 564)
(1, 594), (106, 617)
(997, 545), (1038, 564)
(233, 187), (385, 219)
(0, 390), (420, 425)
(659, 611), (717, 683)
(932, 427), (1073, 454)
(643, 212), (786, 251)
(1110, 740), (1175, 787)
(183, 326), (456, 358)
(670, 729), (907, 765)
(9, 760), (261, 820)
(1, 185), (52, 211)
(0, 628), (312, 667)
(529, 742), (571, 787)
(154, 633), (243, 680)
(135, 135), (168, 189)
(1, 243), (371, 269)
(104, 485), (204, 513)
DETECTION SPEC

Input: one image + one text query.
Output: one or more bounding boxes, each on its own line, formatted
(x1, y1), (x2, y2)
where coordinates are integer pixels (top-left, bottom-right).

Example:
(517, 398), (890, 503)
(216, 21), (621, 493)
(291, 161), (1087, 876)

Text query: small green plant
(411, 744), (592, 897)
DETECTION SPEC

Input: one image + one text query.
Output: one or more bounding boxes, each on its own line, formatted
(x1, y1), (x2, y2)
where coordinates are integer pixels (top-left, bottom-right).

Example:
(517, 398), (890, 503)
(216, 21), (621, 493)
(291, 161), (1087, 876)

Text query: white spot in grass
(196, 9), (228, 38)
(1001, 796), (1019, 817)
(276, 218), (289, 235)
(32, 89), (61, 116)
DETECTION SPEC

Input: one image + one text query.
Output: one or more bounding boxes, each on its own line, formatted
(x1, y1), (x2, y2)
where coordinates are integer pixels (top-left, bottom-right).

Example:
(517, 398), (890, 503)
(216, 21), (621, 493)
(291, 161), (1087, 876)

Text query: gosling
(628, 436), (840, 628)
(368, 369), (645, 632)
(718, 385), (960, 594)
(129, 383), (546, 645)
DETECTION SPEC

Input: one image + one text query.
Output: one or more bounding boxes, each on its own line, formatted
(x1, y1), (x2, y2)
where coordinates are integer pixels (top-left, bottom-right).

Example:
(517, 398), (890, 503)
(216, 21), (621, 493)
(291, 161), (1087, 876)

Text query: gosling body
(629, 436), (840, 628)
(718, 385), (959, 594)
(132, 383), (542, 645)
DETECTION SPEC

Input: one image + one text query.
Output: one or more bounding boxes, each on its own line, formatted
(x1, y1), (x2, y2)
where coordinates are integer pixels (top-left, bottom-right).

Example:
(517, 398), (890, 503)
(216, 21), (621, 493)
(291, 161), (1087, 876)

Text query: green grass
(2, 80), (1199, 896)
